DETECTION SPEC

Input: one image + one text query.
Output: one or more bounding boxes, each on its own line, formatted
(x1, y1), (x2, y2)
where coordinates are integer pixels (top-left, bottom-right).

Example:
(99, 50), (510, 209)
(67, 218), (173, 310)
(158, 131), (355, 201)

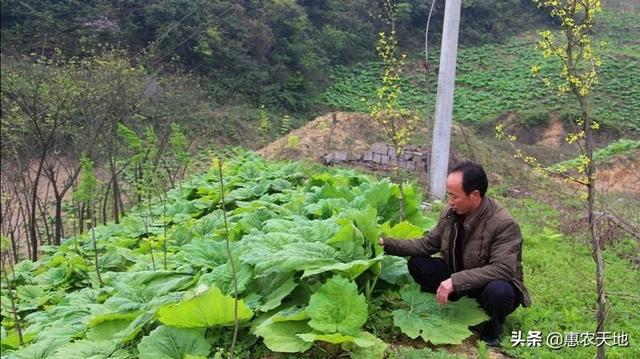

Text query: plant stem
(218, 159), (239, 358)
(1, 257), (23, 346)
(396, 168), (405, 222)
(162, 196), (167, 270)
(90, 206), (104, 287)
(145, 196), (156, 271)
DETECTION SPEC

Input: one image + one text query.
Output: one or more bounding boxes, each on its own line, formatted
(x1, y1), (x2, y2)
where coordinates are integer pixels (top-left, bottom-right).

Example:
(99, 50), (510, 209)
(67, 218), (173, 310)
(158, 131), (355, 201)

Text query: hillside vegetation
(1, 153), (638, 359)
(1, 2), (639, 358)
(0, 0), (551, 112)
(323, 10), (640, 132)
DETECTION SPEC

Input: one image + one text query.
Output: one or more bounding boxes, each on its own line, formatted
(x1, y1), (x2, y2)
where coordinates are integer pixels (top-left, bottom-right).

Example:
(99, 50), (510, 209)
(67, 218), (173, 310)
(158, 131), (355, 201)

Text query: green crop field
(322, 10), (640, 131)
(1, 152), (638, 358)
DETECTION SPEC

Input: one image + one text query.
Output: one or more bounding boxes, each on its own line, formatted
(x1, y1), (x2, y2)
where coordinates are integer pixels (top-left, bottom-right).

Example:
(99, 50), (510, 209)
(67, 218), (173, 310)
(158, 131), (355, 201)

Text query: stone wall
(323, 142), (429, 173)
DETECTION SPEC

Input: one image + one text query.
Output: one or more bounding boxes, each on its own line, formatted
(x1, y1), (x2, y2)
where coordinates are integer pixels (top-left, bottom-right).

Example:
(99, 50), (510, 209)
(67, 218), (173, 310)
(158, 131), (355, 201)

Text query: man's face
(445, 171), (481, 215)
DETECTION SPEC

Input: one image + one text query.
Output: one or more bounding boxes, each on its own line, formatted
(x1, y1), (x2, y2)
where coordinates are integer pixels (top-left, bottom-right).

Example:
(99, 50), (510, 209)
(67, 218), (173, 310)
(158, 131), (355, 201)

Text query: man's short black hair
(449, 161), (488, 197)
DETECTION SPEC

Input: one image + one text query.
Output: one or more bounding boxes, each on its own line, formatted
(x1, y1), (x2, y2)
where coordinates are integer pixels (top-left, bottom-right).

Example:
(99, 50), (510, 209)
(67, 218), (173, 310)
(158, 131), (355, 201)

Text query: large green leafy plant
(0, 152), (488, 358)
(392, 284), (488, 345)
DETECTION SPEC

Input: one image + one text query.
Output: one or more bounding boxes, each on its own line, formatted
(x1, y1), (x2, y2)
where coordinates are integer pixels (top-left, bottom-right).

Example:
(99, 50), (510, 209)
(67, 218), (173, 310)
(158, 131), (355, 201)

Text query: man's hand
(378, 238), (384, 246)
(436, 278), (454, 305)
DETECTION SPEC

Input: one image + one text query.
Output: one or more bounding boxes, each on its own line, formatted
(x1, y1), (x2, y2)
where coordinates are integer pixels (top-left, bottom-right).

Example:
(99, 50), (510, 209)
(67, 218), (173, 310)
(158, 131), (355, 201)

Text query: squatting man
(379, 161), (530, 347)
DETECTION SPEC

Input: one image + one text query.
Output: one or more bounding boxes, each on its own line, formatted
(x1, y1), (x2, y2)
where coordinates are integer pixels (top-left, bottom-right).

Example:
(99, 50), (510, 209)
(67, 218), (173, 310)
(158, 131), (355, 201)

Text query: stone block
(334, 151), (347, 162)
(370, 143), (385, 154)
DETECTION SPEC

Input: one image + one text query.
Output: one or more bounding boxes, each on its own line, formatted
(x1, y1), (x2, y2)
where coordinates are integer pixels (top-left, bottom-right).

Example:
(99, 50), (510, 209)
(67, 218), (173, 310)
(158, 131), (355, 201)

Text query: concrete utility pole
(429, 0), (462, 200)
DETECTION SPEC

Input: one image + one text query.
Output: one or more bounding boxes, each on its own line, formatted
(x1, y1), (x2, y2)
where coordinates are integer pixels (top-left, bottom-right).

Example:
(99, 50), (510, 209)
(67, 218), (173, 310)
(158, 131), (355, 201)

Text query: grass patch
(499, 198), (640, 359)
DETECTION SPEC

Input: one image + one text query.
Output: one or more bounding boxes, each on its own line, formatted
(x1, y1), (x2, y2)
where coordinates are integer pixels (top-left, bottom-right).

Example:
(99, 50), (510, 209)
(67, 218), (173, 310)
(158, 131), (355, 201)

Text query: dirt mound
(258, 112), (384, 161)
(596, 150), (640, 194)
(536, 116), (566, 148)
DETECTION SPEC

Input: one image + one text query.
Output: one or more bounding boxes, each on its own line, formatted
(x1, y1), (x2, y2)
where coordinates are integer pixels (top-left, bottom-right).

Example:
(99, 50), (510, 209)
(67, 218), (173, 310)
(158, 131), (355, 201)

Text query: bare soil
(596, 150), (640, 194)
(258, 112), (384, 161)
(536, 116), (565, 148)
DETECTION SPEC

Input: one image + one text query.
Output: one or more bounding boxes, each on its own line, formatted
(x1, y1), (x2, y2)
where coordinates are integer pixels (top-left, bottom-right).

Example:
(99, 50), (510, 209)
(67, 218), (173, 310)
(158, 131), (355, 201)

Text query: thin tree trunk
(16, 190), (32, 259)
(53, 193), (63, 245)
(110, 155), (121, 224)
(10, 233), (19, 264)
(581, 97), (606, 359)
(29, 154), (47, 260)
(101, 179), (110, 225)
(1, 194), (20, 264)
(36, 191), (51, 245)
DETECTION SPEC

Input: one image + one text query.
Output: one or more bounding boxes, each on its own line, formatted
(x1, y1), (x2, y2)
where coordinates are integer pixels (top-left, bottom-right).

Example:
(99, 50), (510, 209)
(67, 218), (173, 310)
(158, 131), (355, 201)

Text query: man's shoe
(481, 336), (501, 348)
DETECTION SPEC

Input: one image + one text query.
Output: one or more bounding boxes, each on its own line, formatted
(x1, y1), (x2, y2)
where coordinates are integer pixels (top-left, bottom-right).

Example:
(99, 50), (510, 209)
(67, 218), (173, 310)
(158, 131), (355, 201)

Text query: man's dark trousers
(407, 256), (518, 341)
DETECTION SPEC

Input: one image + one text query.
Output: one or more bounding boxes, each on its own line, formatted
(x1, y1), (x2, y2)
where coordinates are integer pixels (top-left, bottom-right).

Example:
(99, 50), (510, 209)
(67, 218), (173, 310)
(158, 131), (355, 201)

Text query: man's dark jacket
(383, 196), (531, 307)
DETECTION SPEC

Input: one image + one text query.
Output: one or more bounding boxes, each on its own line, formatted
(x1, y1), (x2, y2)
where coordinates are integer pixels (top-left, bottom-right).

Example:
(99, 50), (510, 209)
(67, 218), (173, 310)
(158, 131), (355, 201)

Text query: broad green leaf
(86, 311), (140, 342)
(254, 320), (313, 353)
(270, 305), (309, 322)
(359, 179), (393, 212)
(405, 211), (437, 231)
(191, 211), (223, 236)
(260, 218), (295, 233)
(31, 322), (82, 344)
(34, 267), (68, 288)
(10, 336), (69, 359)
(157, 286), (253, 328)
(109, 271), (197, 301)
(259, 277), (298, 312)
(306, 276), (367, 336)
(380, 221), (424, 239)
(113, 311), (155, 343)
(379, 256), (412, 285)
(393, 308), (475, 345)
(97, 246), (132, 271)
(88, 311), (142, 327)
(351, 207), (379, 246)
(86, 318), (132, 341)
(347, 334), (388, 359)
(252, 242), (340, 276)
(16, 285), (49, 311)
(290, 218), (340, 243)
(1, 330), (36, 349)
(301, 257), (383, 280)
(241, 232), (301, 267)
(16, 285), (44, 302)
(305, 198), (350, 218)
(392, 284), (489, 345)
(50, 339), (129, 359)
(318, 183), (355, 201)
(329, 220), (364, 245)
(199, 258), (254, 296)
(398, 283), (435, 313)
(392, 308), (427, 339)
(174, 239), (229, 269)
(251, 305), (308, 335)
(137, 326), (210, 359)
(297, 331), (379, 347)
